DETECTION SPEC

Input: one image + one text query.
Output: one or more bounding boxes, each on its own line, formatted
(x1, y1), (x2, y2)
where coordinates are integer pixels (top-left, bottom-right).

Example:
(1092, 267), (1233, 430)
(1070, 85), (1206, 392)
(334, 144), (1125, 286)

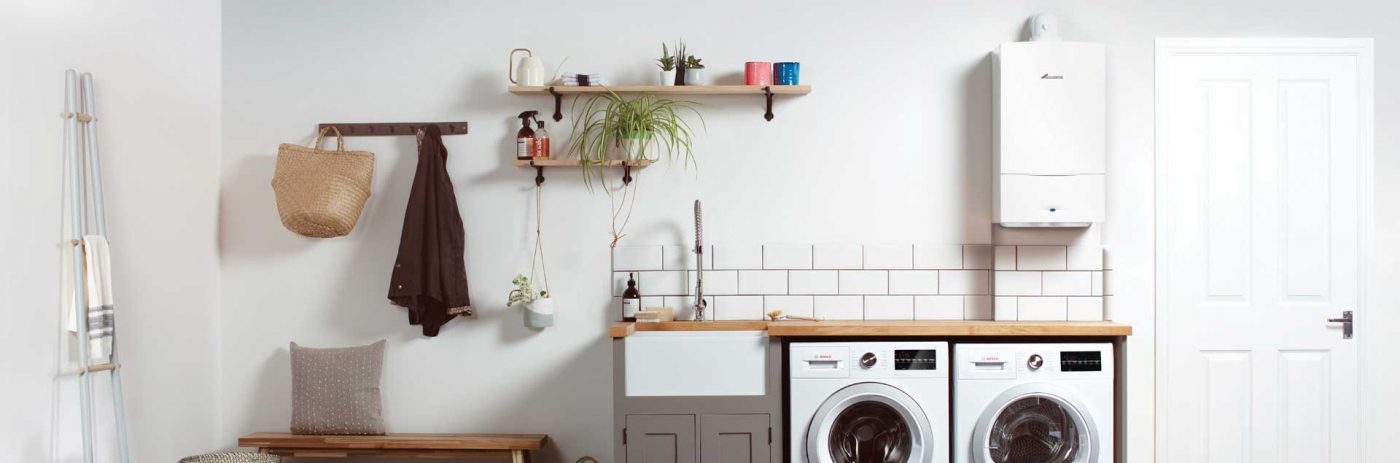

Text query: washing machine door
(972, 383), (1098, 463)
(806, 382), (932, 463)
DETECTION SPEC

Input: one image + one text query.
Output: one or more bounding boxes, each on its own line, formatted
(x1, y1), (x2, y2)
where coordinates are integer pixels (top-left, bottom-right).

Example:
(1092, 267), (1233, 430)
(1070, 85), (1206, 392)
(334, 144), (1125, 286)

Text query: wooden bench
(238, 432), (547, 462)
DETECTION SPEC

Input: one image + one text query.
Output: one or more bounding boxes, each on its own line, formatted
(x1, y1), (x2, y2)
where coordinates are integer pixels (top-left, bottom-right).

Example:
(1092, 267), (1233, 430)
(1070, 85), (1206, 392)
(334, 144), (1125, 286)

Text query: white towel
(63, 236), (114, 360)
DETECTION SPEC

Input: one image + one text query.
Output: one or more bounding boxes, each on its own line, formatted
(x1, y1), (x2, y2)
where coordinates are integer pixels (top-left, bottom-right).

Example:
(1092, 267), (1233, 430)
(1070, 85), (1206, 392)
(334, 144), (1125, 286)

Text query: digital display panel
(1061, 351), (1102, 372)
(894, 349), (937, 370)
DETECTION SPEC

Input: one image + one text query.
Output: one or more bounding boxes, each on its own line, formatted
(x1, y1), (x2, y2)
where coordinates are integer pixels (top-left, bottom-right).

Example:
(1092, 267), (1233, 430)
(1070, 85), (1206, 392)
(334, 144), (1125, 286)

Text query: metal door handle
(1327, 310), (1353, 339)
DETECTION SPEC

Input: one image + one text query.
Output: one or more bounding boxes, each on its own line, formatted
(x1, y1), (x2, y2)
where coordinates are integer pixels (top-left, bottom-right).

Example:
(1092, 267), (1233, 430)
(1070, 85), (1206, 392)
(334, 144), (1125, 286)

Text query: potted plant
(567, 90), (704, 246)
(507, 274), (553, 328)
(683, 55), (706, 85)
(673, 41), (688, 86)
(656, 43), (677, 86)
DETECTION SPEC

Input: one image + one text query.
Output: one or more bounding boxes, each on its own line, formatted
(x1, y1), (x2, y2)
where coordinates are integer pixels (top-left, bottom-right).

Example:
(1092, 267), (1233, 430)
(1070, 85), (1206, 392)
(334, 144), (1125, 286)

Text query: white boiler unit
(993, 40), (1106, 227)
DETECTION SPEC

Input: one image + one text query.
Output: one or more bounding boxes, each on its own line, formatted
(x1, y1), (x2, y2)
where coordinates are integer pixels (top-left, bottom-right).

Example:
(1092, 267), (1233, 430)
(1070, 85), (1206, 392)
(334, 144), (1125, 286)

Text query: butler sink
(624, 331), (767, 397)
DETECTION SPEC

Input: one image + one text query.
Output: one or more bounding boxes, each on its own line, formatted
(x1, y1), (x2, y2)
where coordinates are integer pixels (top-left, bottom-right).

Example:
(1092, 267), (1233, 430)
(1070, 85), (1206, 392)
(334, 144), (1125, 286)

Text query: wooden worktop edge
(609, 320), (1131, 338)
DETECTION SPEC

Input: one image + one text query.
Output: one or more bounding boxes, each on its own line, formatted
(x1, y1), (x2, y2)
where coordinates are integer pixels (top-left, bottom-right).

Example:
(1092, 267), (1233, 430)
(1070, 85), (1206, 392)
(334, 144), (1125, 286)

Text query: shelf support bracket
(549, 87), (563, 122)
(531, 161), (545, 186)
(763, 86), (775, 121)
(622, 163), (633, 186)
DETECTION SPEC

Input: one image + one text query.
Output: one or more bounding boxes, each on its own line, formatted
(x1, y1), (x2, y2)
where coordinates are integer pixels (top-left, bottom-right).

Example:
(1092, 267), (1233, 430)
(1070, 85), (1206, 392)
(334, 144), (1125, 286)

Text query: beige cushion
(290, 340), (386, 435)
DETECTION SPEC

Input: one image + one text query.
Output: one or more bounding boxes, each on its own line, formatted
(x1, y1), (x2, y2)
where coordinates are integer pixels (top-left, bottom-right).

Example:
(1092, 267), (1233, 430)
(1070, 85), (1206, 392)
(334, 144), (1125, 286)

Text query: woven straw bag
(272, 127), (374, 238)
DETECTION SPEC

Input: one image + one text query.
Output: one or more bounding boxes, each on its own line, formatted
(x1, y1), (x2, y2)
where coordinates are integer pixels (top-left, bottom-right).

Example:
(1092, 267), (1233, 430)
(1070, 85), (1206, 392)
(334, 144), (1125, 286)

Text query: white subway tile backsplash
(1102, 270), (1115, 296)
(865, 296), (914, 320)
(814, 296), (864, 320)
(814, 244), (863, 269)
(994, 271), (1042, 296)
(1067, 297), (1104, 321)
(864, 244), (913, 269)
(1018, 296), (1068, 321)
(764, 244), (813, 270)
(839, 271), (888, 295)
(994, 246), (1017, 270)
(689, 270), (738, 295)
(1042, 271), (1092, 296)
(940, 270), (990, 295)
(663, 295), (713, 320)
(888, 270), (939, 295)
(914, 295), (963, 320)
(713, 244), (763, 270)
(663, 244), (709, 271)
(1090, 271), (1104, 296)
(614, 245), (663, 271)
(789, 271), (839, 295)
(738, 270), (788, 295)
(994, 296), (1018, 321)
(1017, 246), (1067, 270)
(715, 296), (765, 320)
(765, 295), (814, 319)
(914, 244), (963, 269)
(965, 295), (994, 320)
(640, 296), (665, 311)
(963, 245), (993, 270)
(1066, 245), (1104, 271)
(643, 271), (690, 296)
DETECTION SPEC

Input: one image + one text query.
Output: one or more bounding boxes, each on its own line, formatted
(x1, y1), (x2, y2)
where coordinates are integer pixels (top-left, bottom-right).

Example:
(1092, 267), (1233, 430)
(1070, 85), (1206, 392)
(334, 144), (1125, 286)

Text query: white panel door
(1157, 39), (1371, 463)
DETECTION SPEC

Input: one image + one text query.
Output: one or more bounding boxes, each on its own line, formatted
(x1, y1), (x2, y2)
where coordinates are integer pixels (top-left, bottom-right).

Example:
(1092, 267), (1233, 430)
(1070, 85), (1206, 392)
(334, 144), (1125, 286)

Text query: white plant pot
(524, 298), (554, 328)
(684, 68), (706, 86)
(619, 134), (653, 162)
(659, 70), (676, 86)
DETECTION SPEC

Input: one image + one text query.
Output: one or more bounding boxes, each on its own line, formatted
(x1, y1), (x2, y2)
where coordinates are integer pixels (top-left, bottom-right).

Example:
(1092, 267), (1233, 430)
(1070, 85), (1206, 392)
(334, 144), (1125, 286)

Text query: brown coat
(388, 125), (471, 336)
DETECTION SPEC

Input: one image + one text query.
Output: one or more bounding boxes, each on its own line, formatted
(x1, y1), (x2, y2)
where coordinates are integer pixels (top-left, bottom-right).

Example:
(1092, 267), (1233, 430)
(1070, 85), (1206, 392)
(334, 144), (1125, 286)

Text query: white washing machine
(789, 341), (950, 463)
(953, 343), (1114, 463)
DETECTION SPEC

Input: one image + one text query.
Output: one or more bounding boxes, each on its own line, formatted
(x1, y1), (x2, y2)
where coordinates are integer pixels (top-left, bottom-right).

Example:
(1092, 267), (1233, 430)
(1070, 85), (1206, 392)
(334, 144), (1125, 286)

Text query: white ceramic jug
(510, 48), (545, 86)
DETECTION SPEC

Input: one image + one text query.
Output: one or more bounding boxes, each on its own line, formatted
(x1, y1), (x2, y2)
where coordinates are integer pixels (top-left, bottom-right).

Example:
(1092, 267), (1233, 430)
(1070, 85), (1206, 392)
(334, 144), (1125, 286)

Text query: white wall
(218, 1), (1400, 462)
(0, 0), (222, 461)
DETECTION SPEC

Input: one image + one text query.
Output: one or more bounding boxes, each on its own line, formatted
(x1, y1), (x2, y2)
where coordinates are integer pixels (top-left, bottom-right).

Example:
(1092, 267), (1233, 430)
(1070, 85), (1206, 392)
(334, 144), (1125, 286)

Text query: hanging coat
(388, 125), (472, 336)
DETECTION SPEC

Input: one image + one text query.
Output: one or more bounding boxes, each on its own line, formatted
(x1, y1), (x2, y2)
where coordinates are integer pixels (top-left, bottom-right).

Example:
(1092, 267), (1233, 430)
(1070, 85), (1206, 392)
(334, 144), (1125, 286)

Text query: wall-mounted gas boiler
(993, 35), (1106, 227)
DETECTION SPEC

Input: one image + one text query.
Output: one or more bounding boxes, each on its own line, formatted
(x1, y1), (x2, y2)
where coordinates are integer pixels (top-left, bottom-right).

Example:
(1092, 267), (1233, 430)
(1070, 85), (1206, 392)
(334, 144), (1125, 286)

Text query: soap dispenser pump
(516, 111), (539, 160)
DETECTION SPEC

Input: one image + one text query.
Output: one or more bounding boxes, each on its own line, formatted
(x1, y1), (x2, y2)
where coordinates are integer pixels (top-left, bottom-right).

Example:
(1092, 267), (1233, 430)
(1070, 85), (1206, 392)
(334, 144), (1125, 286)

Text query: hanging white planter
(524, 297), (555, 328)
(619, 132), (654, 162)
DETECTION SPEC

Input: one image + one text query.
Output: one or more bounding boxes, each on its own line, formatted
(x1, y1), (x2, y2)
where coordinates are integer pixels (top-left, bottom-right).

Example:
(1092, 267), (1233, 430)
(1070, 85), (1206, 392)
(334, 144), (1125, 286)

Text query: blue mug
(774, 62), (800, 85)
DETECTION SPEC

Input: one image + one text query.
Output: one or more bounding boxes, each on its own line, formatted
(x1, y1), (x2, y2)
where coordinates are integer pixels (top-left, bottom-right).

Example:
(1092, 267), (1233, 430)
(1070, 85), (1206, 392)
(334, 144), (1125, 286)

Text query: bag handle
(310, 126), (347, 152)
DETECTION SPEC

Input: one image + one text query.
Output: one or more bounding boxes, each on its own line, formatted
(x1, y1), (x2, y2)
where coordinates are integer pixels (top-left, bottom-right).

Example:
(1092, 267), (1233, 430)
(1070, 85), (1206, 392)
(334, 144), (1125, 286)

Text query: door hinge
(767, 427), (772, 444)
(622, 428), (627, 446)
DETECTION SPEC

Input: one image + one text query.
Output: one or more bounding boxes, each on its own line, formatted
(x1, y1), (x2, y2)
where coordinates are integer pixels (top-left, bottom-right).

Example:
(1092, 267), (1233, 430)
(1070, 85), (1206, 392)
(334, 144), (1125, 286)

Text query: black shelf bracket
(763, 86), (775, 121)
(530, 161), (545, 186)
(548, 87), (563, 122)
(623, 164), (633, 185)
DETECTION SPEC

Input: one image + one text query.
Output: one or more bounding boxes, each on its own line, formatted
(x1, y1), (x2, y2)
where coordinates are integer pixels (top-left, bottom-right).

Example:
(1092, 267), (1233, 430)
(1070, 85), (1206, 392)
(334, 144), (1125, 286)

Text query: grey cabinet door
(699, 414), (770, 463)
(626, 414), (697, 463)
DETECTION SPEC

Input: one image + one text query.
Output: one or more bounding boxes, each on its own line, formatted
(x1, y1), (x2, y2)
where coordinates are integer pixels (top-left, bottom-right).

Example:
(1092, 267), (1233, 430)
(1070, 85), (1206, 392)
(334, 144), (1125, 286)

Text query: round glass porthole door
(973, 385), (1098, 463)
(806, 382), (932, 463)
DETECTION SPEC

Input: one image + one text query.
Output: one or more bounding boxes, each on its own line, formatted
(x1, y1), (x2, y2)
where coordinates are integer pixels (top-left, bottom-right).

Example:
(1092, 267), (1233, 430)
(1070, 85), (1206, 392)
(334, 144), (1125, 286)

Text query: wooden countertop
(610, 320), (1131, 338)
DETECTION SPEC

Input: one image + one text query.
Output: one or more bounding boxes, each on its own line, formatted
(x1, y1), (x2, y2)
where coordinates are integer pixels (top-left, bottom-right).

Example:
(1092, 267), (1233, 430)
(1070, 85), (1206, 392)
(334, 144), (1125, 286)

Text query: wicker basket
(272, 127), (374, 238)
(179, 453), (280, 463)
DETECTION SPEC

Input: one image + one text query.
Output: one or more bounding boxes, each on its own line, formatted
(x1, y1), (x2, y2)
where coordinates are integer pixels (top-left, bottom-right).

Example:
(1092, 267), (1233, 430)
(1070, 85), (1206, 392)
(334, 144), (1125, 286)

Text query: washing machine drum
(806, 382), (933, 463)
(974, 386), (1098, 463)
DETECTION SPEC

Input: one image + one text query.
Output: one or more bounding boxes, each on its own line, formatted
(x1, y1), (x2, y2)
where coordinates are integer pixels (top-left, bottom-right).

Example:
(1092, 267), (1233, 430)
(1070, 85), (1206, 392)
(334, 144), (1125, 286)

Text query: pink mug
(745, 62), (773, 85)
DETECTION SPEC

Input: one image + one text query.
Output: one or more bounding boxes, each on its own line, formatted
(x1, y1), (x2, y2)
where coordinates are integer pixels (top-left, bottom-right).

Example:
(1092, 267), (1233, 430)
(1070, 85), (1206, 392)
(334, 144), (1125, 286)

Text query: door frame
(1153, 37), (1375, 462)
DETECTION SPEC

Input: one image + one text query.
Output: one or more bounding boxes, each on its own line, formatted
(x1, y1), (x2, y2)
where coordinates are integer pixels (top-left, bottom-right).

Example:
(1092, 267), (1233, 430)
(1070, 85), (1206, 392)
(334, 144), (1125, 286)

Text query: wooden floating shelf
(512, 159), (652, 167)
(609, 320), (1134, 338)
(509, 85), (811, 95)
(511, 84), (811, 121)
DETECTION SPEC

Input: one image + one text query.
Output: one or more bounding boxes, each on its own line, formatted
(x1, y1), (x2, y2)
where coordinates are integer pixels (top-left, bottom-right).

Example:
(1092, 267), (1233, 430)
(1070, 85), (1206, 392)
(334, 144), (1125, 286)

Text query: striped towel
(63, 235), (115, 360)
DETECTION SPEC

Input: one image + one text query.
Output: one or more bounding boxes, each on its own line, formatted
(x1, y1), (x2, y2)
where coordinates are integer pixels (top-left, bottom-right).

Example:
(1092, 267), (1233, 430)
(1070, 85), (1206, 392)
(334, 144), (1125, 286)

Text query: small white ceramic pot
(684, 68), (706, 86)
(659, 70), (676, 86)
(619, 132), (653, 162)
(524, 298), (554, 328)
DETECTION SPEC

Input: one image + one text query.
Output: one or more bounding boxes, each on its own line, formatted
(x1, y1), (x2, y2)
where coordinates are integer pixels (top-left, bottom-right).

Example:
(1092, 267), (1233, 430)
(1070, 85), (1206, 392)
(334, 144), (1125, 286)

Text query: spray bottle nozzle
(518, 110), (540, 127)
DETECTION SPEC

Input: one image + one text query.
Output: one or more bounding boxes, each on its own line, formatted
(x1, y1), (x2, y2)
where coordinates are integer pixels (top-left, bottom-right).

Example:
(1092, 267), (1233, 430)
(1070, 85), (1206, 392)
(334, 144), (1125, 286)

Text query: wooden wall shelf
(509, 85), (811, 121)
(516, 158), (651, 186)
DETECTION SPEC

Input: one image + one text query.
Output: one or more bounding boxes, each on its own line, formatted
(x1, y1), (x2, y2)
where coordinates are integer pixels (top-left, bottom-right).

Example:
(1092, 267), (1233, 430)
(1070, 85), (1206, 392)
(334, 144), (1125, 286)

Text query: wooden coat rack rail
(318, 122), (470, 136)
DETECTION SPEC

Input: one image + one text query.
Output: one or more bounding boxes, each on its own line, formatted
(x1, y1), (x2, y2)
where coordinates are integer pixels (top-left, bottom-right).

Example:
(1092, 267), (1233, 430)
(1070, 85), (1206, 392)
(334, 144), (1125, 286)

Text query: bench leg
(512, 450), (531, 463)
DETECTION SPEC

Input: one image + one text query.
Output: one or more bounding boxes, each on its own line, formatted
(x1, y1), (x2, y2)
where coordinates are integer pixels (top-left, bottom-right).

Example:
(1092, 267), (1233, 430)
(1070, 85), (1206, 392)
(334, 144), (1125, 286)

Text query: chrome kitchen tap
(693, 200), (707, 321)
